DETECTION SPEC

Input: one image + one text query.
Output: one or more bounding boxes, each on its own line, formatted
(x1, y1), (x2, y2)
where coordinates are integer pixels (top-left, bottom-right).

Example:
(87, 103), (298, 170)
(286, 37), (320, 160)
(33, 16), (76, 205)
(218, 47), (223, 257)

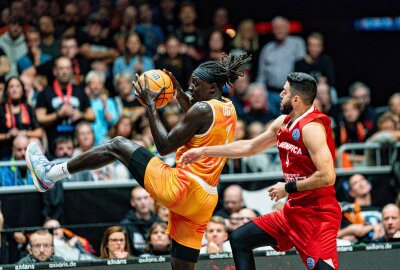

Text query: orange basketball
(135, 69), (174, 109)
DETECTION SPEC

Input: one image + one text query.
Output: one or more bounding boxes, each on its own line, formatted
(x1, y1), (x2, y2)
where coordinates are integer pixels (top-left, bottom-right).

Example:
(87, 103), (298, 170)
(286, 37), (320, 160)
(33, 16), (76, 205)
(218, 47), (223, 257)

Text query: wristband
(285, 181), (298, 193)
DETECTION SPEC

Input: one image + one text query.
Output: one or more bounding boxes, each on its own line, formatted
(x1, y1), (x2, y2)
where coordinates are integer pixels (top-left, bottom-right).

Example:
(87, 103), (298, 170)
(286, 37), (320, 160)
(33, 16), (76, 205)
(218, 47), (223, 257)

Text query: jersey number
(225, 123), (233, 144)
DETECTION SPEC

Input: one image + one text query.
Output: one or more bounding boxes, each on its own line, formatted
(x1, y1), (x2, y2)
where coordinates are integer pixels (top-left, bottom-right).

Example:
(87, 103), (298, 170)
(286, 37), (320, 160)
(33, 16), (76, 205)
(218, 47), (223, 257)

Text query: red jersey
(277, 106), (336, 202)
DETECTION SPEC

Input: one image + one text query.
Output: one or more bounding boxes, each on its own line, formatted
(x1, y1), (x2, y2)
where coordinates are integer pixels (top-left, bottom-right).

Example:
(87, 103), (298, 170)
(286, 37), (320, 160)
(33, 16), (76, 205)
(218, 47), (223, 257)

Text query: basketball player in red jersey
(26, 53), (251, 270)
(180, 72), (341, 270)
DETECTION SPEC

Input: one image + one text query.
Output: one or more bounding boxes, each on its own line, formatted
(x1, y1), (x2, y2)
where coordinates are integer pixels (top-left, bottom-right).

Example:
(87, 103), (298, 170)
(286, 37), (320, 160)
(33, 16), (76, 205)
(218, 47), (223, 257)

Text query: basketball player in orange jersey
(181, 72), (341, 270)
(26, 53), (252, 270)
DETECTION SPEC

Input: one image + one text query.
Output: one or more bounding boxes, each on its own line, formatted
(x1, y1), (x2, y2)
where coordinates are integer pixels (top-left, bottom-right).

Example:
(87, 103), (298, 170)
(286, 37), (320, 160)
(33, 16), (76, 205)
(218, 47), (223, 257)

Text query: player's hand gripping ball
(134, 69), (174, 109)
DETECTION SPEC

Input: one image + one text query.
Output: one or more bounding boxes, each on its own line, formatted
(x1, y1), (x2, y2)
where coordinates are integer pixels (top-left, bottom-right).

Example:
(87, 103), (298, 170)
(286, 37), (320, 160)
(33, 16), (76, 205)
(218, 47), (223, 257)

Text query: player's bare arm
(268, 121), (336, 201)
(163, 69), (193, 113)
(180, 115), (286, 167)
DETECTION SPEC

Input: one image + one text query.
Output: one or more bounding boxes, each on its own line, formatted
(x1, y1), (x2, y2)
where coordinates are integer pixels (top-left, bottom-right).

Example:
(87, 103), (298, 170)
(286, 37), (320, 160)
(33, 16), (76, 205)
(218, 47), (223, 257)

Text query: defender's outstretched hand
(179, 147), (205, 168)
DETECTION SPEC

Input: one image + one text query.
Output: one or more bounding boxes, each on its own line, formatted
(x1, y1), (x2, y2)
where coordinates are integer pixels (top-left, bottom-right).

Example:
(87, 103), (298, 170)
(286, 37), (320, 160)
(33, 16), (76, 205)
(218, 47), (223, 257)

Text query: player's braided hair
(192, 52), (252, 89)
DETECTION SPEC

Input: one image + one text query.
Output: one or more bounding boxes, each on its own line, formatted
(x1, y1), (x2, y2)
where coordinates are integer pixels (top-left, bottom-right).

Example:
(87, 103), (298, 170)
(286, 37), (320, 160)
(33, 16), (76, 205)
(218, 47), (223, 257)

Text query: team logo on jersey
(307, 257), (315, 269)
(292, 128), (300, 140)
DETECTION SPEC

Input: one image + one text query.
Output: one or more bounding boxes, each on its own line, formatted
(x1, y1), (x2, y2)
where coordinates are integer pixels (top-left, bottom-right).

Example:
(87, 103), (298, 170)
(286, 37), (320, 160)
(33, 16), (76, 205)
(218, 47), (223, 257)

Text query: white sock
(47, 162), (71, 182)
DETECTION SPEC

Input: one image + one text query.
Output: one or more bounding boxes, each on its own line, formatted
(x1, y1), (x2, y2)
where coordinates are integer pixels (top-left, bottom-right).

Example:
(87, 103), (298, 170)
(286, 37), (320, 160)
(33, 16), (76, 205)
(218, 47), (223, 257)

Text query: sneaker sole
(26, 143), (46, 192)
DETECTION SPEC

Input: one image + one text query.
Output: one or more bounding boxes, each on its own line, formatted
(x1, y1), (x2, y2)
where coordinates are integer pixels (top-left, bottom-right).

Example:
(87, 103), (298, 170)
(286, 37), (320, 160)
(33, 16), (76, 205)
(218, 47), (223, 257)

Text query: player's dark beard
(281, 100), (293, 114)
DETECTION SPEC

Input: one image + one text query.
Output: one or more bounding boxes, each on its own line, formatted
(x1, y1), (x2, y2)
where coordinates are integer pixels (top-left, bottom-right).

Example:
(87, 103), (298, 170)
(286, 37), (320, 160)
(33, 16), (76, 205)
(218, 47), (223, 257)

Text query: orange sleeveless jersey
(176, 98), (237, 187)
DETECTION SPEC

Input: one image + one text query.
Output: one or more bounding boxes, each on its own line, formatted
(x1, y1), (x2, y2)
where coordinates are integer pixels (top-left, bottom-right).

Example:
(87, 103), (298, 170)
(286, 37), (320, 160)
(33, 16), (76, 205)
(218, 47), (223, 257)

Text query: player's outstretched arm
(179, 115), (286, 167)
(296, 121), (336, 191)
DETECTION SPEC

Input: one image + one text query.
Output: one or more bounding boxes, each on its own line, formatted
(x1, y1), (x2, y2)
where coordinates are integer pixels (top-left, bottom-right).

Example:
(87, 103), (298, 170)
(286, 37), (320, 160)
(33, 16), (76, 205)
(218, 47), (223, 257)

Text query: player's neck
(355, 193), (372, 207)
(290, 105), (313, 121)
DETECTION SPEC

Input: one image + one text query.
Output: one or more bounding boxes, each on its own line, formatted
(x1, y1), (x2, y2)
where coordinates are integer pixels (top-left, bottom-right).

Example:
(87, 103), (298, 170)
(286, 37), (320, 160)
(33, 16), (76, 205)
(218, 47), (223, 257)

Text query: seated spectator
(294, 32), (335, 86)
(113, 32), (154, 77)
(200, 216), (231, 254)
(154, 35), (197, 90)
(0, 135), (33, 186)
(203, 29), (229, 62)
(85, 70), (118, 145)
(228, 212), (244, 233)
(0, 77), (43, 160)
(121, 186), (161, 256)
(43, 219), (95, 261)
(100, 226), (131, 259)
(335, 98), (369, 167)
(238, 208), (258, 224)
(113, 73), (146, 124)
(338, 174), (382, 243)
(35, 57), (95, 156)
(72, 121), (113, 181)
(229, 71), (250, 120)
(155, 202), (169, 223)
(18, 230), (64, 263)
(242, 83), (277, 125)
(374, 204), (400, 242)
(17, 27), (52, 73)
(38, 15), (60, 58)
(141, 222), (171, 257)
(388, 93), (400, 126)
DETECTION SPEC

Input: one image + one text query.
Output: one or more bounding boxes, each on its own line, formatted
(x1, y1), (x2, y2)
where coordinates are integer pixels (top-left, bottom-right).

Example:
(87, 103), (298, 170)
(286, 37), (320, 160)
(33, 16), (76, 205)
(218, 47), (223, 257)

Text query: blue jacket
(0, 157), (34, 186)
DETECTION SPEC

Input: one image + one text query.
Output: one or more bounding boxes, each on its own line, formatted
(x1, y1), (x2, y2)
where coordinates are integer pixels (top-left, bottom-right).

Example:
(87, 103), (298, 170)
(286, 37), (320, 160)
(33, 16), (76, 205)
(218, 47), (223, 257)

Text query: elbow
(158, 147), (173, 156)
(325, 171), (336, 186)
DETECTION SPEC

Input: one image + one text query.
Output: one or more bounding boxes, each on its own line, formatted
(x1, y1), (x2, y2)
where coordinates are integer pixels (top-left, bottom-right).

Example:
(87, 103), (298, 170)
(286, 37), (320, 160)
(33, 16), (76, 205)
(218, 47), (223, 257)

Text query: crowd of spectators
(0, 0), (400, 265)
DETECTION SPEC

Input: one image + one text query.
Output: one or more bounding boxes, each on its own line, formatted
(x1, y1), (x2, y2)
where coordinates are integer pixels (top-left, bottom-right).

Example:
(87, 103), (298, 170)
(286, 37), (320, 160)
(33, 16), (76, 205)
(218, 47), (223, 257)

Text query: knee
(108, 136), (131, 153)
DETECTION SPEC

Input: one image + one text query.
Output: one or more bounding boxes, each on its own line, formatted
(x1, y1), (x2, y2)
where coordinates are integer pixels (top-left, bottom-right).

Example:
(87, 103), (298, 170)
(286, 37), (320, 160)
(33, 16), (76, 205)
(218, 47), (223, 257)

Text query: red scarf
(5, 101), (31, 129)
(53, 81), (73, 106)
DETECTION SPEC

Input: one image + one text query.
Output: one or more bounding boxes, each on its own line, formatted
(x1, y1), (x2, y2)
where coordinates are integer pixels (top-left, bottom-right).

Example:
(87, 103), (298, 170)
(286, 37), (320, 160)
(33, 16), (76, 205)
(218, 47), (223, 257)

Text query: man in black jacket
(121, 186), (161, 256)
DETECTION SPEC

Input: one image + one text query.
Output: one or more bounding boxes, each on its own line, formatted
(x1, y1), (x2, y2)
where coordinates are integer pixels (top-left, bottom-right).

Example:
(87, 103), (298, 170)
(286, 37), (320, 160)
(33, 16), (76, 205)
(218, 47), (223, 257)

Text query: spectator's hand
(68, 236), (79, 247)
(134, 62), (143, 74)
(114, 251), (129, 258)
(179, 44), (189, 54)
(70, 109), (83, 122)
(100, 93), (108, 107)
(31, 46), (41, 61)
(372, 224), (385, 240)
(8, 128), (19, 138)
(393, 230), (400, 238)
(13, 232), (27, 244)
(157, 44), (166, 55)
(207, 241), (222, 253)
(179, 147), (205, 168)
(108, 48), (120, 59)
(58, 104), (73, 118)
(0, 211), (4, 229)
(268, 182), (288, 202)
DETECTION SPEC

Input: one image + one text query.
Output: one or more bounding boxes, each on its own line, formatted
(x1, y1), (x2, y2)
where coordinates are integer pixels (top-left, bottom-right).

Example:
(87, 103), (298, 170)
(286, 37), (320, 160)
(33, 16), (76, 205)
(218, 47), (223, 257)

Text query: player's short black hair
(287, 72), (317, 105)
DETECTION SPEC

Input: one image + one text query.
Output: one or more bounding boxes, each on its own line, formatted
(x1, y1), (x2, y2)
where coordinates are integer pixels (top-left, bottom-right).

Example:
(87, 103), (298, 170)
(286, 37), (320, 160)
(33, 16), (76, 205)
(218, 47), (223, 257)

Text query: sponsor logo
(14, 265), (35, 270)
(337, 246), (353, 252)
(107, 259), (127, 265)
(48, 261), (77, 268)
(138, 256), (166, 264)
(292, 128), (300, 140)
(209, 253), (233, 259)
(307, 257), (315, 269)
(265, 250), (286, 256)
(365, 243), (392, 251)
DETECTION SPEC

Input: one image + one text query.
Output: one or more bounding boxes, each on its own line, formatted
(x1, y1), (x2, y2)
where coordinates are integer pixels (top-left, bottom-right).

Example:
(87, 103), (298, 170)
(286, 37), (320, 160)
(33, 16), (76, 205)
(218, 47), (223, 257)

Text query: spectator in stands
(338, 174), (382, 243)
(316, 81), (340, 122)
(256, 16), (306, 114)
(375, 204), (400, 242)
(242, 83), (277, 125)
(114, 73), (146, 124)
(38, 15), (60, 58)
(17, 27), (52, 73)
(72, 121), (114, 181)
(100, 226), (131, 259)
(0, 16), (27, 79)
(35, 57), (95, 156)
(78, 13), (119, 65)
(117, 5), (138, 37)
(0, 135), (33, 186)
(58, 2), (80, 37)
(23, 35), (90, 90)
(349, 81), (378, 135)
(43, 219), (95, 261)
(231, 19), (259, 77)
(200, 216), (231, 254)
(203, 30), (229, 62)
(0, 47), (11, 90)
(85, 71), (118, 145)
(136, 1), (165, 57)
(141, 222), (171, 256)
(113, 32), (154, 77)
(106, 115), (134, 141)
(121, 186), (161, 256)
(155, 202), (169, 223)
(388, 93), (400, 127)
(154, 35), (197, 90)
(215, 184), (244, 219)
(229, 70), (250, 120)
(228, 212), (244, 233)
(294, 32), (335, 86)
(175, 1), (204, 61)
(335, 98), (369, 167)
(0, 77), (43, 160)
(155, 0), (179, 37)
(238, 207), (258, 224)
(18, 230), (64, 263)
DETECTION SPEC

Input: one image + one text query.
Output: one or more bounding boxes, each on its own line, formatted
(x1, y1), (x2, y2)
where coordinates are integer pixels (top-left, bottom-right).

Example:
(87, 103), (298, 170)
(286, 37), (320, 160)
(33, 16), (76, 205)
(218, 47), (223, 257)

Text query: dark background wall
(195, 0), (400, 106)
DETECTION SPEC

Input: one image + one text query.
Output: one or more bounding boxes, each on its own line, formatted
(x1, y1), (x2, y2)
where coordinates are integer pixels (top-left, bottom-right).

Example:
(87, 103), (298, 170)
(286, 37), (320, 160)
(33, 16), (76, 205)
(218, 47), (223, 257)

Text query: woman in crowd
(0, 77), (43, 160)
(100, 226), (131, 259)
(141, 222), (171, 257)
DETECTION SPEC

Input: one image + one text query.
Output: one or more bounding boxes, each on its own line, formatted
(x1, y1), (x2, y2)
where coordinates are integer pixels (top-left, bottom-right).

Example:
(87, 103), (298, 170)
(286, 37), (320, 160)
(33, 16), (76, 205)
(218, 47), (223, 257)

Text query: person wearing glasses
(100, 226), (131, 259)
(18, 230), (64, 263)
